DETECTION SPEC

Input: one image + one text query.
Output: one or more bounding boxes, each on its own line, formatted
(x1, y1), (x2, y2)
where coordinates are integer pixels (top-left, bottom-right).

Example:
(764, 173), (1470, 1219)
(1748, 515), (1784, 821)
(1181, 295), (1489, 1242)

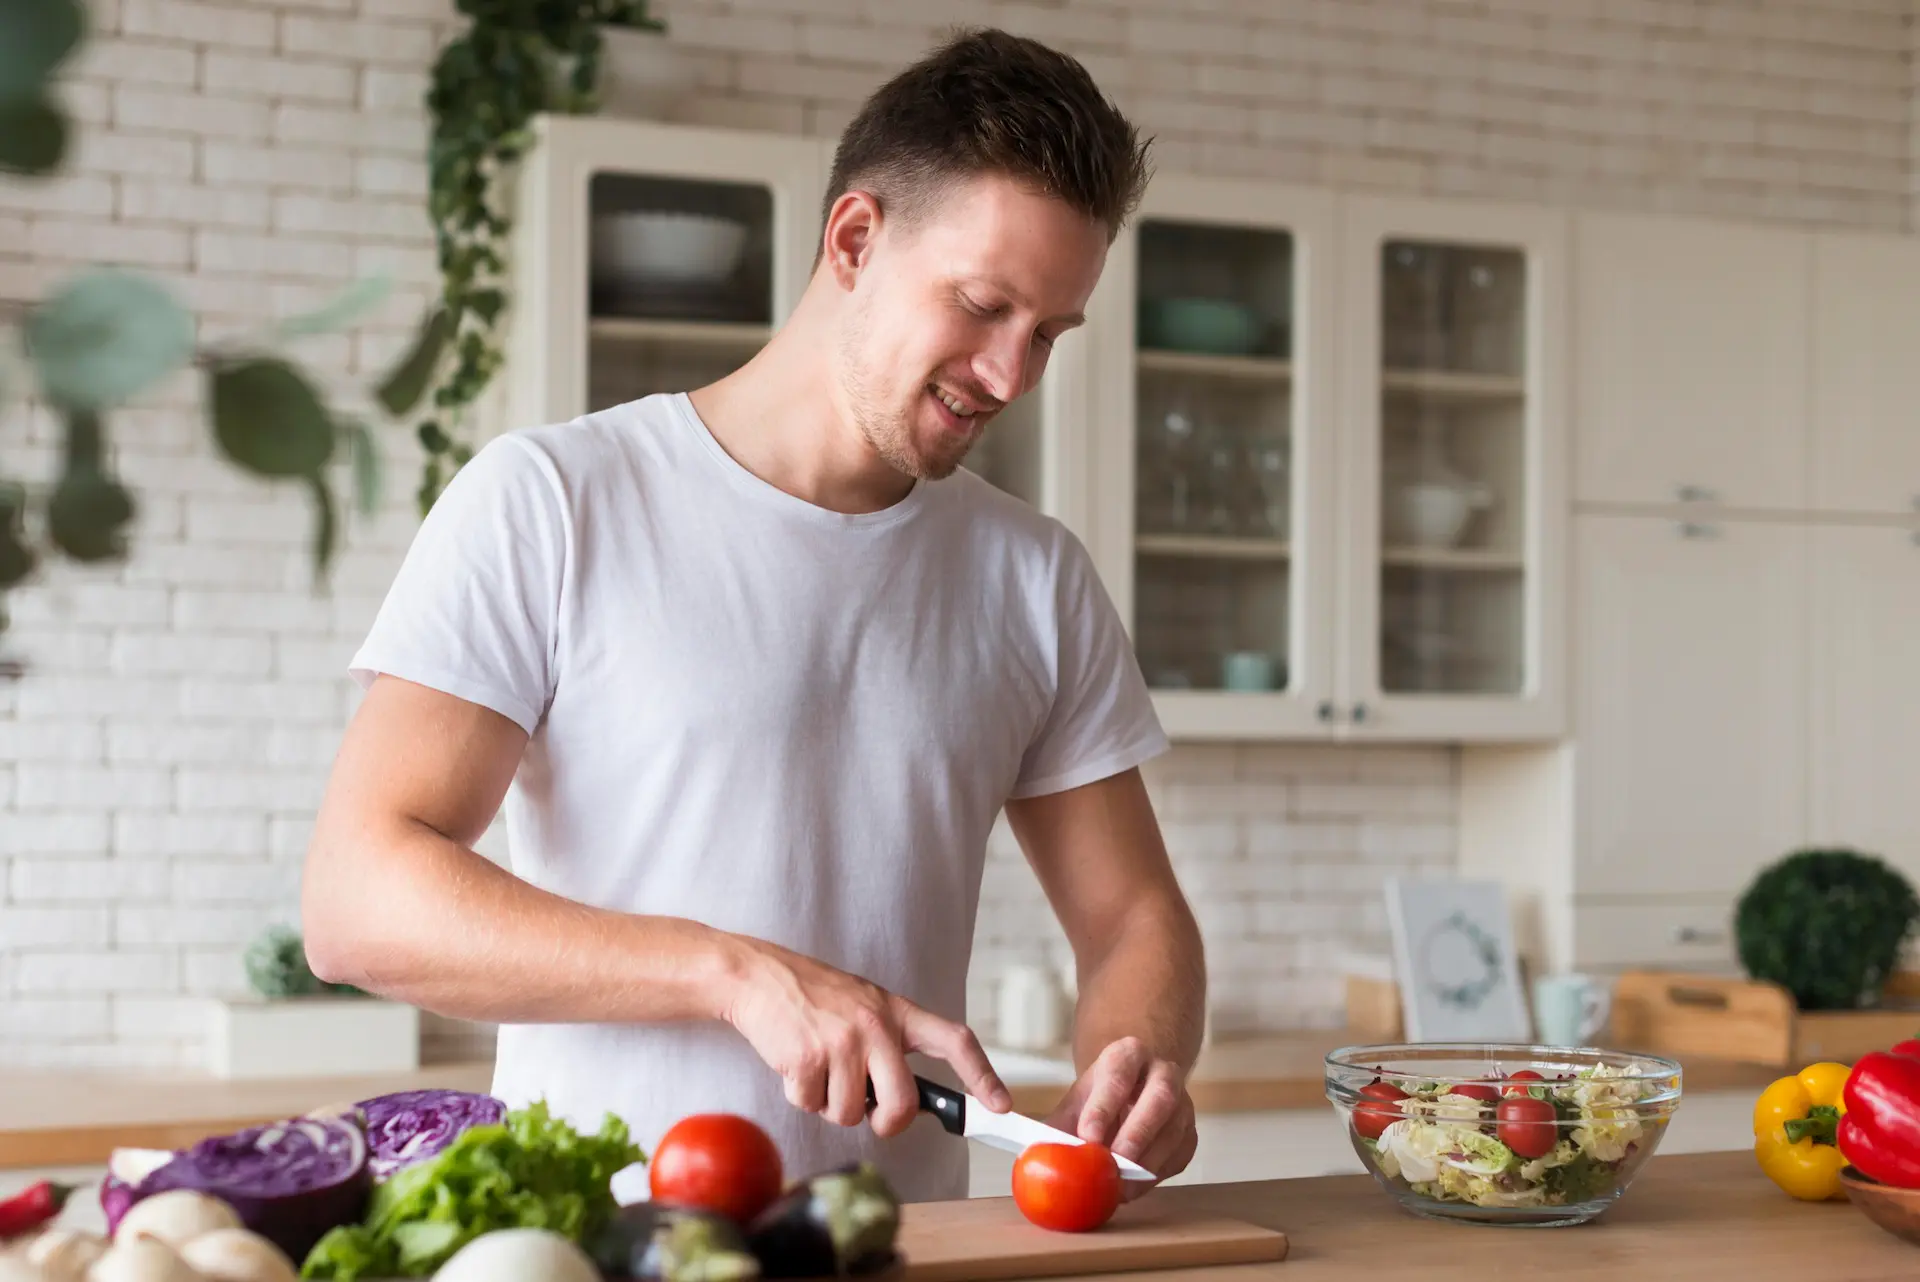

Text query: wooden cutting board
(883, 1195), (1288, 1281)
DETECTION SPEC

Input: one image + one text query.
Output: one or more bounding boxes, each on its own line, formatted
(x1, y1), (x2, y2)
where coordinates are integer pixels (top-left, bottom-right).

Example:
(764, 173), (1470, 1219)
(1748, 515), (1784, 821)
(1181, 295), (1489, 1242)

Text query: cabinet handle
(1910, 530), (1920, 548)
(1672, 926), (1725, 944)
(1316, 701), (1337, 723)
(1678, 521), (1717, 540)
(1675, 484), (1718, 503)
(1350, 702), (1369, 724)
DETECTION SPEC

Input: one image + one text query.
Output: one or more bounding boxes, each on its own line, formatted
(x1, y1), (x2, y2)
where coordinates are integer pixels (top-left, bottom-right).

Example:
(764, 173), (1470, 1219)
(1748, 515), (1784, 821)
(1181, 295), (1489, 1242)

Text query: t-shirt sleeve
(1008, 532), (1170, 800)
(347, 433), (567, 737)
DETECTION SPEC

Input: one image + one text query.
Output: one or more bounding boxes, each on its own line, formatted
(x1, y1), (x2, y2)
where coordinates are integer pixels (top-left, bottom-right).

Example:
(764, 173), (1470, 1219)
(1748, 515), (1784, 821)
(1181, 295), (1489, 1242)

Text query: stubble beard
(838, 301), (973, 483)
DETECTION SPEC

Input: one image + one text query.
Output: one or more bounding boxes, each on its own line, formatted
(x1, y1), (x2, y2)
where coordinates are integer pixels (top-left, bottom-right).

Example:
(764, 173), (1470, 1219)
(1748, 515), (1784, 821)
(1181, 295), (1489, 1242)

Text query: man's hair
(821, 27), (1152, 248)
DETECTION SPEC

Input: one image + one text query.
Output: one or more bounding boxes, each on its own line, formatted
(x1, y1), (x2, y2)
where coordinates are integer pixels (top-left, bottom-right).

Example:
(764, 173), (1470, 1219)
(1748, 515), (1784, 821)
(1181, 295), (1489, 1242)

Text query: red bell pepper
(1889, 1037), (1920, 1059)
(1839, 1051), (1920, 1188)
(0, 1179), (74, 1238)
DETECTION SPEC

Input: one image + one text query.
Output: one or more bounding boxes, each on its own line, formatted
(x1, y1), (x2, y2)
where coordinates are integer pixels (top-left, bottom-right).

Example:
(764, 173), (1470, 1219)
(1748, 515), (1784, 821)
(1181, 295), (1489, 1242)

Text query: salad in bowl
(1325, 1044), (1683, 1226)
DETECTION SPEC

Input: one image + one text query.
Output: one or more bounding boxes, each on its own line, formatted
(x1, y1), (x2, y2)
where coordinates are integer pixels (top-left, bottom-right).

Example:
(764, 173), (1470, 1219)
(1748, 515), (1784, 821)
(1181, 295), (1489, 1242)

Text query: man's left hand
(1043, 1036), (1198, 1198)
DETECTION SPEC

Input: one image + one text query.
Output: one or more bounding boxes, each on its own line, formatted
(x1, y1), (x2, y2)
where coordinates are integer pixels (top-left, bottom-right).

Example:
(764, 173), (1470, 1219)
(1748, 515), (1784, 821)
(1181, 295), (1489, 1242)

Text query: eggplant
(745, 1164), (899, 1279)
(588, 1203), (762, 1282)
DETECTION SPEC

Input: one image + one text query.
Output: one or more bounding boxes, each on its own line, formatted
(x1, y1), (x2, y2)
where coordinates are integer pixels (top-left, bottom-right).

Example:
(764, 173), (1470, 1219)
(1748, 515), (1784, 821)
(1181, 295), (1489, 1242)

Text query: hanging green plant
(416, 0), (666, 515)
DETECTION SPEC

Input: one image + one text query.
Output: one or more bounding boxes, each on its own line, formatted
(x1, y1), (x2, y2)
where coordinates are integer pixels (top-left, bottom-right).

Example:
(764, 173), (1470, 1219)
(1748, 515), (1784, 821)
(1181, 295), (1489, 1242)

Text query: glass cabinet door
(1089, 179), (1337, 739)
(1340, 198), (1568, 739)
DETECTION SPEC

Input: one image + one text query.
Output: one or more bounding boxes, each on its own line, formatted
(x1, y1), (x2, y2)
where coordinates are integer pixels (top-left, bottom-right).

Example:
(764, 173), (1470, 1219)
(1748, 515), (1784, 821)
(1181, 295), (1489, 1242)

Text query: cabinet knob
(1672, 926), (1725, 944)
(1316, 701), (1337, 723)
(1678, 521), (1717, 540)
(1675, 484), (1717, 503)
(1350, 702), (1369, 724)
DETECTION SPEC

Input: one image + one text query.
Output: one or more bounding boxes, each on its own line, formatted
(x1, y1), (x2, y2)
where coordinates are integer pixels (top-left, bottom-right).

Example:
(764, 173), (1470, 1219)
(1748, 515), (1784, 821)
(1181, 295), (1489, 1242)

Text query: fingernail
(992, 1087), (1012, 1110)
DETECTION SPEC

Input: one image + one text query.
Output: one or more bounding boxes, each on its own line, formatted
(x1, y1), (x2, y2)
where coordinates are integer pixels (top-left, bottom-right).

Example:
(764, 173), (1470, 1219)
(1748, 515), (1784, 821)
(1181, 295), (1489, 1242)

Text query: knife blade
(869, 1075), (1157, 1182)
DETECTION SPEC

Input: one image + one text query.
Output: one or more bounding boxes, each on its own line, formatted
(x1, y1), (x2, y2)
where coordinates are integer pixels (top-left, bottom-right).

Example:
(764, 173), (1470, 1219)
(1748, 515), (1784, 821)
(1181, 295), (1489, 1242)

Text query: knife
(867, 1075), (1157, 1182)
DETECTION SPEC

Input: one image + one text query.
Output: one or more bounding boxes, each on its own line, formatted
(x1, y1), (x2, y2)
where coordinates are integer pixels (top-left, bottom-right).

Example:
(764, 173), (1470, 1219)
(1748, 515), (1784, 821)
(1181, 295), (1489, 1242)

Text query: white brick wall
(1, 0), (1913, 1068)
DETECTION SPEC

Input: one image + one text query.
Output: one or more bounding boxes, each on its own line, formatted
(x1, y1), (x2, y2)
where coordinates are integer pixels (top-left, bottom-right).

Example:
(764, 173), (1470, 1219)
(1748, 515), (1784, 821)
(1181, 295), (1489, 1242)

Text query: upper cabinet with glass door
(502, 114), (1087, 529)
(502, 117), (830, 438)
(1086, 177), (1339, 740)
(1334, 196), (1569, 740)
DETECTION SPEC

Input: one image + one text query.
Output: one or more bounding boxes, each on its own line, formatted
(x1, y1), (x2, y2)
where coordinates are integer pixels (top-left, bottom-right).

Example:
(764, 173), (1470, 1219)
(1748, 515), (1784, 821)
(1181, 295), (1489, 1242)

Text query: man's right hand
(721, 935), (1011, 1138)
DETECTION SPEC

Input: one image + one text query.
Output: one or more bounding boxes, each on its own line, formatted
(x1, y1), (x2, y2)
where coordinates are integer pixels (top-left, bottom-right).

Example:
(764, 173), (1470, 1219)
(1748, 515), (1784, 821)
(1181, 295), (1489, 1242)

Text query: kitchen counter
(1091, 1150), (1918, 1280)
(0, 1032), (1783, 1169)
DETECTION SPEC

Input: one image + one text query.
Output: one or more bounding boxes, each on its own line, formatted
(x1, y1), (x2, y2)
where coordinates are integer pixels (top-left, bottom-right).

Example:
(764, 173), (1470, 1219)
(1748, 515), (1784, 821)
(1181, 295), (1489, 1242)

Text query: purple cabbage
(354, 1089), (506, 1180)
(103, 1115), (371, 1261)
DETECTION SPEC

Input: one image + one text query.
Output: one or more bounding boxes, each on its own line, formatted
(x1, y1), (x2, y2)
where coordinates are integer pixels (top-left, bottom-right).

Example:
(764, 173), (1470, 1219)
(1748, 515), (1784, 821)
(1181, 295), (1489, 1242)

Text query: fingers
(899, 1000), (1011, 1111)
(1109, 1059), (1182, 1166)
(1122, 1093), (1196, 1202)
(1076, 1037), (1150, 1145)
(865, 1038), (920, 1139)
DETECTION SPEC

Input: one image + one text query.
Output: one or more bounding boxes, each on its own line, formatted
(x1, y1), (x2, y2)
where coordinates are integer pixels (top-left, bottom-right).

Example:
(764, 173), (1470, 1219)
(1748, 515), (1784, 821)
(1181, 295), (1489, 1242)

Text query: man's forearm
(302, 817), (744, 1026)
(1068, 894), (1207, 1074)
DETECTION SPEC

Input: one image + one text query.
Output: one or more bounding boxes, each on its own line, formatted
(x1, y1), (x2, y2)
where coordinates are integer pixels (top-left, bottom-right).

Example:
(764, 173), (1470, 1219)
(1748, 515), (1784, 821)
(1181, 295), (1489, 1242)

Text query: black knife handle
(863, 1074), (966, 1136)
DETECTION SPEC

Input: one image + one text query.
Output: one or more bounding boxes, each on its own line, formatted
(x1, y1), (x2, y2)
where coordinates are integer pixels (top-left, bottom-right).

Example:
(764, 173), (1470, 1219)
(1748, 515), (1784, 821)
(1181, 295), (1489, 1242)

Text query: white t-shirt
(348, 391), (1168, 1203)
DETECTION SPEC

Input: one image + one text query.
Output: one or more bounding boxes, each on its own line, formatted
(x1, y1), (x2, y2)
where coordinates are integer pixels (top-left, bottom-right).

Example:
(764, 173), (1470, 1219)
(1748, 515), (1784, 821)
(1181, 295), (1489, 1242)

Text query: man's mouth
(928, 383), (992, 432)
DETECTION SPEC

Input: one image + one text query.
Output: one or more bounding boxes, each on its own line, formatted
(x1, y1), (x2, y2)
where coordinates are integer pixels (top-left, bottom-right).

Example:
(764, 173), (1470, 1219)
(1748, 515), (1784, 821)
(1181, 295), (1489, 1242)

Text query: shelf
(1382, 546), (1524, 572)
(1138, 348), (1292, 382)
(1137, 534), (1291, 561)
(1381, 368), (1524, 401)
(590, 316), (772, 347)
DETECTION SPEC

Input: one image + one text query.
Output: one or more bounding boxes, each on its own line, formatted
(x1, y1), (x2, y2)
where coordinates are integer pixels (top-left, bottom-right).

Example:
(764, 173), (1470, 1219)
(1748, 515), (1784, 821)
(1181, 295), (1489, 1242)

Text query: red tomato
(649, 1114), (784, 1224)
(1502, 1069), (1545, 1097)
(1352, 1080), (1409, 1140)
(1011, 1142), (1122, 1233)
(1496, 1095), (1558, 1159)
(1450, 1082), (1499, 1104)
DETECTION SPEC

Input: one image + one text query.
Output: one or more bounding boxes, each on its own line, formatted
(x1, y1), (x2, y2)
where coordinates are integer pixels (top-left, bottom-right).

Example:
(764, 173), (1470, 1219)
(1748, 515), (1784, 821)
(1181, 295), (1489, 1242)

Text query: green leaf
(344, 419), (382, 516)
(0, 483), (37, 588)
(0, 0), (86, 101)
(209, 358), (337, 478)
(306, 472), (338, 581)
(375, 306), (453, 416)
(47, 412), (137, 563)
(24, 269), (194, 410)
(0, 93), (70, 177)
(274, 274), (395, 341)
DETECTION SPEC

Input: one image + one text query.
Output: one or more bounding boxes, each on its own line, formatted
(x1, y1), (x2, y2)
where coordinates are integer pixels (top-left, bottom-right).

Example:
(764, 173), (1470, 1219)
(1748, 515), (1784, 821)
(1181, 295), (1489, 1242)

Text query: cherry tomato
(649, 1113), (784, 1224)
(1496, 1095), (1558, 1159)
(1502, 1069), (1545, 1097)
(1450, 1082), (1499, 1104)
(1352, 1080), (1409, 1140)
(1012, 1142), (1123, 1233)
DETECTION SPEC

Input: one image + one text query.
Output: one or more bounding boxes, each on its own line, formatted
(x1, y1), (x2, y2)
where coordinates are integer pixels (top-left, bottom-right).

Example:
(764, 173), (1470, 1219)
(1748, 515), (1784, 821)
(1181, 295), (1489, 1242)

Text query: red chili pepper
(0, 1179), (75, 1238)
(1839, 1051), (1920, 1189)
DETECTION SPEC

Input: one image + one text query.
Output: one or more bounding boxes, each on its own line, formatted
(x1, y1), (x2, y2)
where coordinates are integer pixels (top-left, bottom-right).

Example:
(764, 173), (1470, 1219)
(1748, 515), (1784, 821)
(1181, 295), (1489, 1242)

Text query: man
(303, 27), (1206, 1204)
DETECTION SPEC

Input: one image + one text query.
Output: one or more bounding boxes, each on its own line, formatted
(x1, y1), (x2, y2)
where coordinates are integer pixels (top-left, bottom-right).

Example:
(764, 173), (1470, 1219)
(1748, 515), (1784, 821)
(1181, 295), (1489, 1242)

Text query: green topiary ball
(1735, 848), (1920, 1010)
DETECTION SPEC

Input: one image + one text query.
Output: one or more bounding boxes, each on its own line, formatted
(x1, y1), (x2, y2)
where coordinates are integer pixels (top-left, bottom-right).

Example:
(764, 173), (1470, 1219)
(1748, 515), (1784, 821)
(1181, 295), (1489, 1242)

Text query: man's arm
(302, 674), (1008, 1136)
(1004, 767), (1206, 1186)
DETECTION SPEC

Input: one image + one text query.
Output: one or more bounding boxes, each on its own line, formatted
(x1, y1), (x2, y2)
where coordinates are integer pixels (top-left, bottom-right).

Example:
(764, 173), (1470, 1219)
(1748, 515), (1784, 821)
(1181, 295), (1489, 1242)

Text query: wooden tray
(1609, 969), (1920, 1067)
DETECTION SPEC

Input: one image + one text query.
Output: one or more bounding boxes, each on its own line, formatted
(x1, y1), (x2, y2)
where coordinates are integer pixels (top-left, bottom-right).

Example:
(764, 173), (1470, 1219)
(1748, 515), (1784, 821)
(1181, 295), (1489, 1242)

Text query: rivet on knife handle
(864, 1075), (967, 1136)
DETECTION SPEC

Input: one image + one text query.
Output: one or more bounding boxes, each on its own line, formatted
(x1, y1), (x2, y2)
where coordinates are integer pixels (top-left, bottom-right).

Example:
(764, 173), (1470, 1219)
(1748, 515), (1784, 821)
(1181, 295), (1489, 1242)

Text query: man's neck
(687, 292), (915, 516)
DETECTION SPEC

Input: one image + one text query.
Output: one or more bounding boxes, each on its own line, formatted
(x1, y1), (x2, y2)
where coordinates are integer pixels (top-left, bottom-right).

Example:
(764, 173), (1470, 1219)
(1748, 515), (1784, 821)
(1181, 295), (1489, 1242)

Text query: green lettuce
(300, 1101), (643, 1280)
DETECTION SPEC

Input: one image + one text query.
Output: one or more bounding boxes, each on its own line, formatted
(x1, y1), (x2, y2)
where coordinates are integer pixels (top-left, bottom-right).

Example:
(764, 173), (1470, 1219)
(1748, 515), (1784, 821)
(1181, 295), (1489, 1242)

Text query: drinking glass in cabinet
(1380, 240), (1525, 377)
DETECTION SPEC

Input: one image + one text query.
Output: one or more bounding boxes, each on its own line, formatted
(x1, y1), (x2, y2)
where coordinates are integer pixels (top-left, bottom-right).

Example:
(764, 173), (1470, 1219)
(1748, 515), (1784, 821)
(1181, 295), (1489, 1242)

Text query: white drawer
(1571, 901), (1738, 971)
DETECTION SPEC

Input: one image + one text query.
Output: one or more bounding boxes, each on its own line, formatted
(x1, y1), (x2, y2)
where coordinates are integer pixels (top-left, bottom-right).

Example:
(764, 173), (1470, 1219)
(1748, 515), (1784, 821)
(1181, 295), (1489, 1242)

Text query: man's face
(834, 174), (1109, 482)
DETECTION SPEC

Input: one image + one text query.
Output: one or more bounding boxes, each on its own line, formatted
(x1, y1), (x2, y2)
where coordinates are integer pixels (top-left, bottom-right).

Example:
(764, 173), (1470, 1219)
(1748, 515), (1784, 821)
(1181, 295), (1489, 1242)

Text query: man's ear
(822, 189), (882, 290)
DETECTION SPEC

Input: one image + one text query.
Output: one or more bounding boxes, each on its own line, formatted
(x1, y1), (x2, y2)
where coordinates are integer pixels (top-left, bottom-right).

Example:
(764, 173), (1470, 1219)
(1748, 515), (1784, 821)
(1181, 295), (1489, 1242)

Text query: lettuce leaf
(299, 1101), (643, 1280)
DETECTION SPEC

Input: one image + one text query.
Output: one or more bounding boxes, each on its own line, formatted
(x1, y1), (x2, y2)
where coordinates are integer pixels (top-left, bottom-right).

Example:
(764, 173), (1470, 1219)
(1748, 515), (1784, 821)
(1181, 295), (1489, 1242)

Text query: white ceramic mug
(1533, 973), (1612, 1047)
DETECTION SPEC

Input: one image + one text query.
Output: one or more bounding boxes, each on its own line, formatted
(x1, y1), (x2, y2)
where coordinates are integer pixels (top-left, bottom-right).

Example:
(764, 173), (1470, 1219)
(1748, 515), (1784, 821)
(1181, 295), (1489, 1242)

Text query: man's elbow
(300, 831), (372, 986)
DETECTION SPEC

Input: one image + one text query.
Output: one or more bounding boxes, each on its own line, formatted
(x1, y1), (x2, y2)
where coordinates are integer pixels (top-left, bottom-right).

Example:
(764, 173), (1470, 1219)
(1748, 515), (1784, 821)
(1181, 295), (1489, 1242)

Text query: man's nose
(973, 333), (1031, 406)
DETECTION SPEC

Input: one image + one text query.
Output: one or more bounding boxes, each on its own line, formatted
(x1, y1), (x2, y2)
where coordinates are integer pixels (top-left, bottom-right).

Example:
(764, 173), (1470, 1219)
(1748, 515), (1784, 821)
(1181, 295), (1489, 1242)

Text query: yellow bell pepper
(1753, 1061), (1852, 1201)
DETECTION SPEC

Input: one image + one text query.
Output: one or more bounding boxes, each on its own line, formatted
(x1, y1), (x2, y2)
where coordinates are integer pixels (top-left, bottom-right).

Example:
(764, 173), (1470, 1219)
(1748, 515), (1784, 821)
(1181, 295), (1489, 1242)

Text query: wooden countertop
(0, 1031), (1784, 1169)
(1096, 1151), (1918, 1280)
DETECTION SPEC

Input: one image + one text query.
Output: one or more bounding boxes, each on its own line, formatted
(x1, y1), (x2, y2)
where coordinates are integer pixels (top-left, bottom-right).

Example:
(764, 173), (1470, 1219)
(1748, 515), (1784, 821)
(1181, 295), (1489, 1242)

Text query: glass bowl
(1325, 1043), (1683, 1227)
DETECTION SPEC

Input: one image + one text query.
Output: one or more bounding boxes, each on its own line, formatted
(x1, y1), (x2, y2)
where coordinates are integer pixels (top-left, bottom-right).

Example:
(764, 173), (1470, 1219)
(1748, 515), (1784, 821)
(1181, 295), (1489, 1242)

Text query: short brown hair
(822, 27), (1152, 247)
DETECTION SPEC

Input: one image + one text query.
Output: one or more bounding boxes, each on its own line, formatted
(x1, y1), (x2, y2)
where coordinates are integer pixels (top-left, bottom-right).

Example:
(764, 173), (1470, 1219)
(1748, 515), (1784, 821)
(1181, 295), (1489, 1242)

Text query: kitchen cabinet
(500, 116), (1090, 526)
(1811, 232), (1920, 518)
(1084, 182), (1569, 743)
(1809, 524), (1920, 887)
(1573, 212), (1810, 512)
(1571, 514), (1807, 897)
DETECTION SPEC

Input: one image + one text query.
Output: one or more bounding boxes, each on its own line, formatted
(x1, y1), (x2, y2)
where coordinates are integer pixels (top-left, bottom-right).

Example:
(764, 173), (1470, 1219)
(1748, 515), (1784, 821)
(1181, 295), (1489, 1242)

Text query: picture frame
(1384, 876), (1534, 1042)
